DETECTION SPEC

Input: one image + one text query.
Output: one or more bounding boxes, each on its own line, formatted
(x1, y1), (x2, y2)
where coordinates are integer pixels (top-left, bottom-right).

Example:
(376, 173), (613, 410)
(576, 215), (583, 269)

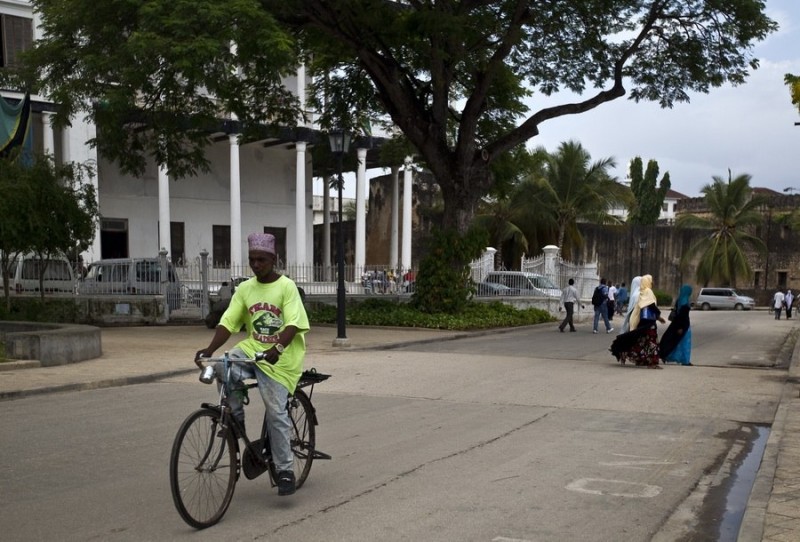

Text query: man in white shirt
(558, 278), (580, 332)
(607, 282), (617, 321)
(773, 289), (785, 320)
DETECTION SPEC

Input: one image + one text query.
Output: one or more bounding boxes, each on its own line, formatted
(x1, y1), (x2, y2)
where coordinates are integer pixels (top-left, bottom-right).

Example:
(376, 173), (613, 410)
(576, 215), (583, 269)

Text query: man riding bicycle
(195, 232), (309, 496)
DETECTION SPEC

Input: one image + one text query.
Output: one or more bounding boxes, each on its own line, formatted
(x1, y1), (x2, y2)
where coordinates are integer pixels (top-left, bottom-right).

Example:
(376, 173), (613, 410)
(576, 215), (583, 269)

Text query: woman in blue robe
(659, 284), (693, 366)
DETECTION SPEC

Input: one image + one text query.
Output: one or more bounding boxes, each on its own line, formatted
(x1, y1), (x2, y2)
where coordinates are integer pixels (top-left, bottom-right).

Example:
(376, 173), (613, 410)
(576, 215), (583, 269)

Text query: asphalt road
(0, 310), (794, 541)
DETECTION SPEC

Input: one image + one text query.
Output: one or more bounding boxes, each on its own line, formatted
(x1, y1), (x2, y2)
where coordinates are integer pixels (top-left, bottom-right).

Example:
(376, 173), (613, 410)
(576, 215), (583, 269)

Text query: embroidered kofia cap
(247, 233), (276, 255)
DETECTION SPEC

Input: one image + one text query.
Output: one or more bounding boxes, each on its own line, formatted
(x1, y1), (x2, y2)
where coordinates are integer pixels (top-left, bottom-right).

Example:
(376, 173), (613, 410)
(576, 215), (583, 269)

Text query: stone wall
(575, 222), (800, 305)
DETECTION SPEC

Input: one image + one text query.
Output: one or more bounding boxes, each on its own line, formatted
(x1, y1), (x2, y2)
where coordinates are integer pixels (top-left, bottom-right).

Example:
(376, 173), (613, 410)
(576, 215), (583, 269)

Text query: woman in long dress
(620, 276), (641, 334)
(610, 274), (666, 368)
(659, 284), (693, 366)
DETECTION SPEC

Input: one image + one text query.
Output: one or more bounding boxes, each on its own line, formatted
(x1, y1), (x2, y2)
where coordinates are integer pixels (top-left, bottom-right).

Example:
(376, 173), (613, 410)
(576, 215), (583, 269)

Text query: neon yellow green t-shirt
(219, 275), (309, 393)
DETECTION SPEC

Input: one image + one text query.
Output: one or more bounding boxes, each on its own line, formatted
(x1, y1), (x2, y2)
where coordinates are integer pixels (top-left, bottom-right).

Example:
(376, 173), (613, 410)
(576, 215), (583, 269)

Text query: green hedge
(306, 298), (554, 330)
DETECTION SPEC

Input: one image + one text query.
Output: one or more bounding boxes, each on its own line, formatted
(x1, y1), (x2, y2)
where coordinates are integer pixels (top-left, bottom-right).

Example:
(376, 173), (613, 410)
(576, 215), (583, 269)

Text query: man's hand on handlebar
(195, 349), (213, 368)
(257, 347), (281, 365)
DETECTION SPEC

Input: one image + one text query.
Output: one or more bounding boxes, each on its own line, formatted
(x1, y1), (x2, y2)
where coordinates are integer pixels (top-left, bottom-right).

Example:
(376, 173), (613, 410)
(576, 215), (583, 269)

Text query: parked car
(475, 281), (522, 297)
(694, 287), (755, 311)
(78, 257), (182, 311)
(482, 271), (561, 298)
(4, 254), (76, 294)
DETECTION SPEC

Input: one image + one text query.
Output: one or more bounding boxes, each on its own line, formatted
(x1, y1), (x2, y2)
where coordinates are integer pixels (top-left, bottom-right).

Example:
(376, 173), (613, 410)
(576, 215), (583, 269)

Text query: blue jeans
(215, 348), (294, 472)
(593, 301), (611, 331)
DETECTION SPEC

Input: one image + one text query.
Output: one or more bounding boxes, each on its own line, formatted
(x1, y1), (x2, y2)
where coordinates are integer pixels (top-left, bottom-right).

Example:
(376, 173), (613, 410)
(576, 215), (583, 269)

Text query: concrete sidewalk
(0, 324), (469, 400)
(0, 322), (798, 541)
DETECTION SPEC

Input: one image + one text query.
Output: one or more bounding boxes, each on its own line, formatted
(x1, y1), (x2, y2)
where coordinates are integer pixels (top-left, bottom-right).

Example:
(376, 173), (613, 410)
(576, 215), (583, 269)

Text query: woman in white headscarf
(620, 276), (641, 334)
(610, 274), (666, 369)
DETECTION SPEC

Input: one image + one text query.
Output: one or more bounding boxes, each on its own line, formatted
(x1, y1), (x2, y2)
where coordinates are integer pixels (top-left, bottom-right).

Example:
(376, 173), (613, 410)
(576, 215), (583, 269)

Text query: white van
(78, 257), (182, 310)
(6, 254), (76, 294)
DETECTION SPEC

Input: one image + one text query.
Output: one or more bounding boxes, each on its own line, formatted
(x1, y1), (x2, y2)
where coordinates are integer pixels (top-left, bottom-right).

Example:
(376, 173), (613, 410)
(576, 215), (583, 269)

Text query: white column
(402, 156), (413, 271)
(158, 164), (171, 256)
(295, 141), (308, 280)
(41, 112), (55, 157)
(229, 134), (242, 274)
(68, 111), (101, 263)
(356, 148), (367, 276)
(323, 181), (332, 281)
(390, 165), (400, 271)
(297, 64), (308, 127)
(61, 122), (71, 167)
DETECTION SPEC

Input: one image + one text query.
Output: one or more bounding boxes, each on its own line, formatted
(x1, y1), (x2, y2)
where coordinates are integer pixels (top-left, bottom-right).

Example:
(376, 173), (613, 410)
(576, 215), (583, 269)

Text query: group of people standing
(772, 289), (794, 320)
(559, 275), (693, 369)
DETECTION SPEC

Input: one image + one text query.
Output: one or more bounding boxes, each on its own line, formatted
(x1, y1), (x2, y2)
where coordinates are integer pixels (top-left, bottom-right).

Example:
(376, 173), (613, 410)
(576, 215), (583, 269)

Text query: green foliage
(0, 297), (85, 323)
(411, 228), (488, 314)
(786, 73), (800, 114)
(13, 0), (300, 178)
(0, 154), (98, 305)
(654, 290), (673, 307)
(628, 157), (671, 225)
(510, 141), (631, 259)
(307, 298), (554, 331)
(676, 171), (767, 287)
(6, 1), (777, 234)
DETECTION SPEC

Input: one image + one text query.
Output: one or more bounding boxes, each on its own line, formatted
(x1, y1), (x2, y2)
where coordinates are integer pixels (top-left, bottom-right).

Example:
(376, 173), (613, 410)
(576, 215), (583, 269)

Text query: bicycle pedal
(311, 450), (332, 460)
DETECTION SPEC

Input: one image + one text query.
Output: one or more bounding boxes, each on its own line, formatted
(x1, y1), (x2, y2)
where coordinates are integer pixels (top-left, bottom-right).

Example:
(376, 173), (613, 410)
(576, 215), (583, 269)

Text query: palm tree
(676, 171), (767, 287)
(472, 196), (529, 269)
(512, 141), (631, 260)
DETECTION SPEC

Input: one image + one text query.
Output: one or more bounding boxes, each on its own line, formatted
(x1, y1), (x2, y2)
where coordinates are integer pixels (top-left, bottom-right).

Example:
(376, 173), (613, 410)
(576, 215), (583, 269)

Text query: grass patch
(305, 298), (555, 331)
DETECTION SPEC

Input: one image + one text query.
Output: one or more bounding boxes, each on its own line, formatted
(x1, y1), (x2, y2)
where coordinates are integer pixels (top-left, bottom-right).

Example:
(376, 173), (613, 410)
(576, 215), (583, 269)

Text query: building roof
(753, 187), (784, 197)
(665, 189), (689, 199)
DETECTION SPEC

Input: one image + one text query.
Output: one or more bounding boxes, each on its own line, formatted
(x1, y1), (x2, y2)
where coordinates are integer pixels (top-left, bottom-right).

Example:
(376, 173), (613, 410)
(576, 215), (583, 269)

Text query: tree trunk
(435, 160), (492, 234)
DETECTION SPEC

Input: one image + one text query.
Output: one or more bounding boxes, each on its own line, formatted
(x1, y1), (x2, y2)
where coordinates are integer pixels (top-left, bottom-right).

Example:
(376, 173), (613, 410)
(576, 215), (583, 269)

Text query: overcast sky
(315, 0), (800, 200)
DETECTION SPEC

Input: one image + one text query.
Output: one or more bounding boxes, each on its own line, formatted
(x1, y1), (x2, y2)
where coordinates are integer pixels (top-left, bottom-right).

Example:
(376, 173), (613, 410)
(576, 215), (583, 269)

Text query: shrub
(307, 298), (554, 330)
(654, 289), (673, 307)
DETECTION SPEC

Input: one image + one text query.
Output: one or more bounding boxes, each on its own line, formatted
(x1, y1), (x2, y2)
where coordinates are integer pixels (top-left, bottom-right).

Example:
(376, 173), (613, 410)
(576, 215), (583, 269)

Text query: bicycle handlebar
(196, 351), (271, 365)
(195, 352), (330, 388)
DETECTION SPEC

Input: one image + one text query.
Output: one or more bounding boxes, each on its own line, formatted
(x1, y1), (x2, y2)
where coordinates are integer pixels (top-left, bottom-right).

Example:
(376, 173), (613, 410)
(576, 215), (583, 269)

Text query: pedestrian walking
(607, 282), (617, 321)
(615, 282), (628, 315)
(773, 289), (785, 320)
(620, 277), (641, 334)
(786, 289), (794, 319)
(659, 284), (693, 366)
(558, 278), (580, 332)
(592, 278), (613, 334)
(610, 274), (666, 369)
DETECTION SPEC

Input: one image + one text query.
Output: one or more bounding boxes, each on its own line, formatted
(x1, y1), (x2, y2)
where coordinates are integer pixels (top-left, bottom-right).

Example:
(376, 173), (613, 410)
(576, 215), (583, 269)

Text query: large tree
(676, 171), (767, 287)
(6, 0), (777, 234)
(627, 157), (671, 225)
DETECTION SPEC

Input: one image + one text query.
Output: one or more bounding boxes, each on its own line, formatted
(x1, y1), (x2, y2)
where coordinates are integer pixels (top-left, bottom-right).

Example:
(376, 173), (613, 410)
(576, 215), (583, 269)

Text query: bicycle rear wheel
(288, 389), (316, 488)
(170, 409), (237, 529)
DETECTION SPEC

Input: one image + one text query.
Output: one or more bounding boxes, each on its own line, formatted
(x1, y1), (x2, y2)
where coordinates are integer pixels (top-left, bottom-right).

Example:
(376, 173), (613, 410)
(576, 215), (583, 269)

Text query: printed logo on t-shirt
(249, 302), (283, 344)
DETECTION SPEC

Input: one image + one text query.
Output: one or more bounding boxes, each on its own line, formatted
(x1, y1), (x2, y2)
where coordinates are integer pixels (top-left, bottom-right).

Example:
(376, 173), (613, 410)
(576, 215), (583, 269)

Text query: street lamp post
(639, 238), (648, 276)
(329, 129), (351, 347)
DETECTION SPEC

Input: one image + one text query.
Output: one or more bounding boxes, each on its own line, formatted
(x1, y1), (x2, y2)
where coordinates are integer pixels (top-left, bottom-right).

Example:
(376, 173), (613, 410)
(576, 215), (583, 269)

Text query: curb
(0, 359), (41, 371)
(737, 329), (800, 540)
(0, 368), (196, 402)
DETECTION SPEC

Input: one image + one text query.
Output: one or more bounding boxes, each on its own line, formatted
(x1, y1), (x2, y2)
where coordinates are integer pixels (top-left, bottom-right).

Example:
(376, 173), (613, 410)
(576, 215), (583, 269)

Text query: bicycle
(169, 351), (331, 529)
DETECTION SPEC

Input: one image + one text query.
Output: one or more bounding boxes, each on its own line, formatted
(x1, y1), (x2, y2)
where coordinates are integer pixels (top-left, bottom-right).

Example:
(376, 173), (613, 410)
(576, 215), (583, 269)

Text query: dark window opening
(212, 225), (231, 268)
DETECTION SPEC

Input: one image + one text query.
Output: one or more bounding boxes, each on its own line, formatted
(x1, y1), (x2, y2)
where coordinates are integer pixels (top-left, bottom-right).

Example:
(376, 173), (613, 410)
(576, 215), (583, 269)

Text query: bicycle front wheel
(288, 389), (316, 488)
(169, 409), (237, 529)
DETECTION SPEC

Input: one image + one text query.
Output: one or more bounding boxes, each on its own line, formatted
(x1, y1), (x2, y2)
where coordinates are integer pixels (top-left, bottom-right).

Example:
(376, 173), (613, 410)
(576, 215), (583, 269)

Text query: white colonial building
(1, 0), (418, 283)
